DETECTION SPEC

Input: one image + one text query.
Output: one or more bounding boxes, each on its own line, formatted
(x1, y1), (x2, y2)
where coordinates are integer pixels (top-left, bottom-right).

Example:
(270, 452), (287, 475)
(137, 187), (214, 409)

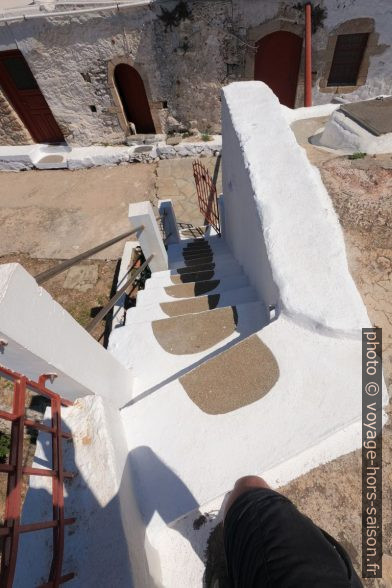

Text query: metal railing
(35, 226), (144, 285)
(0, 367), (75, 588)
(86, 254), (153, 333)
(192, 160), (220, 235)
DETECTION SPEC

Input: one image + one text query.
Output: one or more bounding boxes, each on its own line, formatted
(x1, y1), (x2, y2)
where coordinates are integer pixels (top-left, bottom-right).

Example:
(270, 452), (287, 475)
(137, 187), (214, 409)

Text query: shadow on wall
(13, 424), (160, 587)
(14, 430), (216, 586)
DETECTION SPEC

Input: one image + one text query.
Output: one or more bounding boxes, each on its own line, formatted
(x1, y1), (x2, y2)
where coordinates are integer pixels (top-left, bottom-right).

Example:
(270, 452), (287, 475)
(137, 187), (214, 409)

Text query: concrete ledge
(0, 139), (222, 172)
(0, 263), (132, 407)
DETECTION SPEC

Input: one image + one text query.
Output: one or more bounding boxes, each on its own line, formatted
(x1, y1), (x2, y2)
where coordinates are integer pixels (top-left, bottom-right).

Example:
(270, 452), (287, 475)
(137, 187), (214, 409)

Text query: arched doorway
(114, 64), (156, 134)
(254, 31), (303, 108)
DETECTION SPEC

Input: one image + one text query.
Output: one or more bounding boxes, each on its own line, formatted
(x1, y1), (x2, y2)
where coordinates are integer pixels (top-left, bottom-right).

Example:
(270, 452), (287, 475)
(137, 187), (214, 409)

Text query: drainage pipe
(304, 2), (312, 107)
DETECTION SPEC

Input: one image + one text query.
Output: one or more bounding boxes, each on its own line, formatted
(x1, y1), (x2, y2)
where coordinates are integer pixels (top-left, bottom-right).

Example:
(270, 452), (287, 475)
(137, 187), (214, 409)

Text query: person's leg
(224, 475), (270, 519)
(223, 476), (363, 588)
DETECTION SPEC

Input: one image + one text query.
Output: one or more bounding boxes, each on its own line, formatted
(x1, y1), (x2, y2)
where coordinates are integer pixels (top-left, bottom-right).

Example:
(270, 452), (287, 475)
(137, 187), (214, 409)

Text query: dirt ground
(0, 157), (219, 260)
(0, 163), (156, 259)
(320, 154), (392, 391)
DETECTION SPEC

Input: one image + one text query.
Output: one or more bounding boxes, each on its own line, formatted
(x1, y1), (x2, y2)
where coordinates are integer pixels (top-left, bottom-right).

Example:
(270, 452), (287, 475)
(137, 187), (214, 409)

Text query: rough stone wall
(0, 86), (33, 145)
(0, 0), (390, 146)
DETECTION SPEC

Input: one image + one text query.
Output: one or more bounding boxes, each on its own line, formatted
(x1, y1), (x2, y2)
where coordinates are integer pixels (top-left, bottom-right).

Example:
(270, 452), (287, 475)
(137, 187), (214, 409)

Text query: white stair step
(167, 239), (231, 263)
(135, 274), (250, 306)
(119, 315), (365, 533)
(169, 252), (233, 271)
(147, 261), (242, 288)
(109, 301), (269, 394)
(126, 286), (258, 325)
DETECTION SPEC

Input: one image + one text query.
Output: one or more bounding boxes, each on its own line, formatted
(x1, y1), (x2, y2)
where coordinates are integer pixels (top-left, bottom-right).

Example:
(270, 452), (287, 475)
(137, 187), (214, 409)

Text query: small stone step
(126, 286), (258, 324)
(182, 255), (213, 266)
(175, 263), (215, 275)
(152, 306), (239, 355)
(180, 334), (279, 414)
(169, 253), (232, 270)
(109, 301), (268, 393)
(147, 262), (242, 288)
(167, 239), (230, 264)
(136, 275), (250, 305)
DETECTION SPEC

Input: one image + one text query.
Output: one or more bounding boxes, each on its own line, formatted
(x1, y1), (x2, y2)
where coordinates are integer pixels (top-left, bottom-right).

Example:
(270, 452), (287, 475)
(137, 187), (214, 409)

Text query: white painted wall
(129, 201), (168, 273)
(158, 199), (180, 246)
(222, 82), (370, 337)
(0, 263), (132, 407)
(312, 0), (392, 105)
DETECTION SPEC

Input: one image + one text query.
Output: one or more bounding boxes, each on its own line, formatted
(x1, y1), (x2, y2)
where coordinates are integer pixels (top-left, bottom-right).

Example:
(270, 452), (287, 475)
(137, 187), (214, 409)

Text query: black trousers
(224, 488), (363, 588)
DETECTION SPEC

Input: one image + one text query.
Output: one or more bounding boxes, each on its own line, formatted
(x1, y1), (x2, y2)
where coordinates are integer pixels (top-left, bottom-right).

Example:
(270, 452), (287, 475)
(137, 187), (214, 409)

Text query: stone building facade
(0, 0), (390, 146)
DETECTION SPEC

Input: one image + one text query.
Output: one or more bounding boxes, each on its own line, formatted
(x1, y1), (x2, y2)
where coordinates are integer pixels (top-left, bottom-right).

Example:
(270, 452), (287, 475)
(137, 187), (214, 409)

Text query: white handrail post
(128, 201), (168, 272)
(158, 199), (180, 245)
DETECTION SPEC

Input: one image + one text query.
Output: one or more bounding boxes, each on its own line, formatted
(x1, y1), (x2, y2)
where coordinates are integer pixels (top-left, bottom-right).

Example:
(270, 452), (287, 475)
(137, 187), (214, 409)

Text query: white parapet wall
(0, 263), (132, 407)
(221, 82), (370, 337)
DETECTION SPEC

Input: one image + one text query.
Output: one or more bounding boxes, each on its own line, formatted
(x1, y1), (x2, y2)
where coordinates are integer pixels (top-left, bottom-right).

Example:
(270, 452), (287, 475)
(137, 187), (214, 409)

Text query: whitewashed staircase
(108, 233), (365, 587)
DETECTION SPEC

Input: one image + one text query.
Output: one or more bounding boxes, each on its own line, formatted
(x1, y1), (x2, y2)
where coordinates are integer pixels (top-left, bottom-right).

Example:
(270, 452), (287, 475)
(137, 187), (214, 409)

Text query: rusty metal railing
(192, 160), (220, 235)
(0, 366), (76, 587)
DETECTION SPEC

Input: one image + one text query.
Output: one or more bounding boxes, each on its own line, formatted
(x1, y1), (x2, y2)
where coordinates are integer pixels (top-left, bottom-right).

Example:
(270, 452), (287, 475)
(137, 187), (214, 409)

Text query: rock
(63, 264), (98, 292)
(156, 145), (176, 159)
(166, 116), (182, 133)
(166, 136), (181, 146)
(144, 134), (166, 145)
(133, 145), (153, 153)
(0, 160), (33, 171)
(125, 137), (145, 146)
(377, 256), (391, 271)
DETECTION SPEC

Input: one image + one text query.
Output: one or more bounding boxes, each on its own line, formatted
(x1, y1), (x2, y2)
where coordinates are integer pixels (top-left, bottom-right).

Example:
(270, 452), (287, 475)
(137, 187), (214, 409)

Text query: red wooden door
(114, 64), (156, 134)
(254, 31), (303, 108)
(0, 50), (64, 144)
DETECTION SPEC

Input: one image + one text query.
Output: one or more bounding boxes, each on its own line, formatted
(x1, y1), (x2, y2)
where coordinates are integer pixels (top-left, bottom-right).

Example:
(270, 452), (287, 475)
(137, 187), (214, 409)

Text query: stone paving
(155, 156), (222, 229)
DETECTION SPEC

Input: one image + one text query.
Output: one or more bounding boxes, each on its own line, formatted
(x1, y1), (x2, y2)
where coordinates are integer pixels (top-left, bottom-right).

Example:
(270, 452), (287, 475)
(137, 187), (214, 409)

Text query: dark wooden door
(114, 64), (156, 134)
(0, 50), (64, 143)
(254, 31), (303, 108)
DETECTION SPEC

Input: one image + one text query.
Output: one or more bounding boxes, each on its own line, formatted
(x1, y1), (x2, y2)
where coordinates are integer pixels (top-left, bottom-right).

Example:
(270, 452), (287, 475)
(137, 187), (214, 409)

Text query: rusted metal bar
(0, 366), (75, 586)
(20, 518), (75, 534)
(38, 572), (75, 587)
(0, 366), (73, 407)
(305, 3), (312, 107)
(86, 254), (153, 333)
(21, 467), (75, 479)
(0, 517), (76, 536)
(34, 225), (144, 285)
(24, 418), (72, 439)
(0, 410), (17, 421)
(0, 377), (26, 588)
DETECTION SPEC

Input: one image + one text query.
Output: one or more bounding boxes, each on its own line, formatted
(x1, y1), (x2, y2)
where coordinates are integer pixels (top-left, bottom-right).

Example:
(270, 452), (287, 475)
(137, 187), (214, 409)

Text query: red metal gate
(0, 366), (75, 587)
(192, 160), (220, 235)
